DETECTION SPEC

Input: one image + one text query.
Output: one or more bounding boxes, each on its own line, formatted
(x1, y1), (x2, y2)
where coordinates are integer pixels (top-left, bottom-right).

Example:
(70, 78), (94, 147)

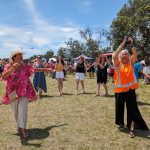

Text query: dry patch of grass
(0, 75), (150, 150)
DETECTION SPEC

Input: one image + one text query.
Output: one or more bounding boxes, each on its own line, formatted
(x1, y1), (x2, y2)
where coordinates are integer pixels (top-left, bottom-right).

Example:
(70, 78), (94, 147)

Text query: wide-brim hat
(9, 49), (25, 63)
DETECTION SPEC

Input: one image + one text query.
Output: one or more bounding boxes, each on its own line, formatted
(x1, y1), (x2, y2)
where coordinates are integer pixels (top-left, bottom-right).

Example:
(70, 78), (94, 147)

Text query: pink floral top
(3, 63), (37, 105)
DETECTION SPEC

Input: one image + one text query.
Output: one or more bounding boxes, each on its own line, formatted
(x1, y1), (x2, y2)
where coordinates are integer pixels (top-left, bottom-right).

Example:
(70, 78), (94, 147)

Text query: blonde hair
(119, 49), (130, 62)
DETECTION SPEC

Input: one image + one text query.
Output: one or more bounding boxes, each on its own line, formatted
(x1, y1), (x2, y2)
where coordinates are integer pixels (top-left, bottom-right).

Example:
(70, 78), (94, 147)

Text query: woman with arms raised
(113, 37), (149, 138)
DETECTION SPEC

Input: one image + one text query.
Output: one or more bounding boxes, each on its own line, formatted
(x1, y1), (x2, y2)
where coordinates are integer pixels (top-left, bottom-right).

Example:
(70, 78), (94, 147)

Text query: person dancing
(96, 54), (109, 96)
(113, 37), (149, 138)
(2, 49), (51, 139)
(55, 56), (65, 96)
(74, 56), (87, 95)
(33, 56), (47, 98)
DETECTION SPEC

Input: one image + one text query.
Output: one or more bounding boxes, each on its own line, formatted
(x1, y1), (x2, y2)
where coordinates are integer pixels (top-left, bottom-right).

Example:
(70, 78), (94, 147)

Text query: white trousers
(11, 97), (28, 129)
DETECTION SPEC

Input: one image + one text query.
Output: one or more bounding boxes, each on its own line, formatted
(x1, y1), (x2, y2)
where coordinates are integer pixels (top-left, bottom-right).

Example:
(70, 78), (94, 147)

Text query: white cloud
(3, 42), (20, 48)
(33, 37), (49, 47)
(105, 24), (110, 28)
(23, 0), (81, 47)
(24, 48), (43, 56)
(0, 0), (82, 58)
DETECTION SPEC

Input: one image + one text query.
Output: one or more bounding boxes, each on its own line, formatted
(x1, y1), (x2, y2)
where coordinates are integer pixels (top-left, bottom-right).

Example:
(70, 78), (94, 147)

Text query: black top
(76, 62), (85, 73)
(96, 63), (108, 84)
(0, 64), (4, 73)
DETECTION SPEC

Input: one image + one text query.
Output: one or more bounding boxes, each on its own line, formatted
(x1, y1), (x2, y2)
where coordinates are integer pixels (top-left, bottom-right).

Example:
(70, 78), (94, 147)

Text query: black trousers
(115, 89), (149, 130)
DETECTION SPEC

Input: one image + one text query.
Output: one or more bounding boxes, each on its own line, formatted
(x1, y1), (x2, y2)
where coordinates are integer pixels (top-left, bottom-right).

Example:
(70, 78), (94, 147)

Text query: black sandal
(129, 130), (135, 138)
(118, 125), (124, 131)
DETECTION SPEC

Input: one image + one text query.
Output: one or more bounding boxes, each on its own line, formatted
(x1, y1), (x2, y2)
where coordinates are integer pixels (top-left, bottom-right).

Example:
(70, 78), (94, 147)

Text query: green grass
(0, 75), (150, 150)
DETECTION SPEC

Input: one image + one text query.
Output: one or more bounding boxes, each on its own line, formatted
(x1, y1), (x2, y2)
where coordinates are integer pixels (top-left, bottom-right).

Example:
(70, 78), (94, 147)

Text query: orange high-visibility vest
(114, 63), (139, 93)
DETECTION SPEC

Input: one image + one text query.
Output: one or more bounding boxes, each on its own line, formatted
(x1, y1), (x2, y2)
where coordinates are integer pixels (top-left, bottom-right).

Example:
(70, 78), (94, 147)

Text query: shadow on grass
(106, 94), (115, 98)
(62, 93), (74, 95)
(20, 123), (68, 147)
(41, 95), (54, 98)
(137, 101), (150, 106)
(118, 127), (150, 139)
(81, 92), (95, 95)
(94, 94), (115, 98)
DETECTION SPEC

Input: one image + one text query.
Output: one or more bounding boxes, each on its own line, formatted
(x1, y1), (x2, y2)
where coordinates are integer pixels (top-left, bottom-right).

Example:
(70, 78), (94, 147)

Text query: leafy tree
(44, 49), (54, 59)
(65, 38), (86, 58)
(79, 28), (100, 58)
(57, 47), (68, 58)
(29, 55), (37, 61)
(101, 47), (112, 53)
(110, 0), (150, 60)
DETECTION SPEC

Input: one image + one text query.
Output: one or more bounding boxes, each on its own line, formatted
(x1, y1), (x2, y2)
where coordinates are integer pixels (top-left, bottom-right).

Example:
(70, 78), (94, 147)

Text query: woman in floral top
(2, 49), (51, 139)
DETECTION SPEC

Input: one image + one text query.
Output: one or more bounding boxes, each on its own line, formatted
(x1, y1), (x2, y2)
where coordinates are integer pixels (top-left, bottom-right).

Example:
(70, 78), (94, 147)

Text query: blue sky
(0, 0), (127, 58)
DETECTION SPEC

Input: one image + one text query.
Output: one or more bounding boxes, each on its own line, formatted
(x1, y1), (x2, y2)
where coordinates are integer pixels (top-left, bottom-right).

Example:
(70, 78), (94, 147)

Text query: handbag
(8, 90), (17, 102)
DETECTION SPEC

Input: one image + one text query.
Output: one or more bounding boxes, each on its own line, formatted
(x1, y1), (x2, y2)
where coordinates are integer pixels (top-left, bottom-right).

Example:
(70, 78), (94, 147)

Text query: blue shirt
(134, 63), (142, 81)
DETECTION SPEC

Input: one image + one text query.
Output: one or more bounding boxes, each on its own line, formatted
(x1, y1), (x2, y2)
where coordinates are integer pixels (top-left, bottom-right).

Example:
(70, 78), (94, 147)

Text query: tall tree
(57, 47), (68, 58)
(111, 0), (150, 59)
(80, 28), (100, 58)
(65, 38), (86, 58)
(44, 49), (54, 59)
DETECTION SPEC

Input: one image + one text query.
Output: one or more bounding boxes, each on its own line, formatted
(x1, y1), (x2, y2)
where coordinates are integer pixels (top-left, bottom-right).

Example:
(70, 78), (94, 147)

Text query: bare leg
(129, 121), (135, 138)
(75, 79), (79, 95)
(38, 88), (42, 98)
(130, 121), (134, 131)
(60, 78), (63, 95)
(89, 72), (91, 79)
(81, 80), (85, 93)
(103, 83), (108, 96)
(96, 83), (100, 96)
(57, 79), (61, 95)
(92, 72), (94, 78)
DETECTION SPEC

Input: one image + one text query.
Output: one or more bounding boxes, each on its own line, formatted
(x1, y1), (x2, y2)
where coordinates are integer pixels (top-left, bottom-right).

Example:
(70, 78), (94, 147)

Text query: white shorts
(56, 71), (64, 79)
(76, 73), (85, 80)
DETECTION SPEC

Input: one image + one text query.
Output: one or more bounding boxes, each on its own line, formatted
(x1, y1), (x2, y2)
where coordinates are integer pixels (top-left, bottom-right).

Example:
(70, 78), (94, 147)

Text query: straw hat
(9, 49), (25, 63)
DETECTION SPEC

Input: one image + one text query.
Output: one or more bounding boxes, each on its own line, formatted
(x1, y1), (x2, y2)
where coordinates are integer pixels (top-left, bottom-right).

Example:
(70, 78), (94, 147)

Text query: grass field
(0, 74), (150, 150)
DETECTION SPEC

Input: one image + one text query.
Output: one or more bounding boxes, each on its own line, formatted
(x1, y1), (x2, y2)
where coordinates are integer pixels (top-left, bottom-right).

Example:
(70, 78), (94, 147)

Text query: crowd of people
(0, 37), (150, 140)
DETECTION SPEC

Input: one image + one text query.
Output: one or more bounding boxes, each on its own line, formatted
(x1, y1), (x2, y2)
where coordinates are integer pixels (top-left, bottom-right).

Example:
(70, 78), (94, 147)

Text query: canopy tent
(42, 58), (47, 61)
(139, 60), (145, 65)
(103, 52), (113, 56)
(49, 58), (57, 62)
(72, 54), (93, 61)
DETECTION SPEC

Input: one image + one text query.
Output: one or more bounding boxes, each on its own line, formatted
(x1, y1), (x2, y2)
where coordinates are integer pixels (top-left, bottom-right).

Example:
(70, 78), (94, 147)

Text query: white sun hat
(9, 49), (25, 63)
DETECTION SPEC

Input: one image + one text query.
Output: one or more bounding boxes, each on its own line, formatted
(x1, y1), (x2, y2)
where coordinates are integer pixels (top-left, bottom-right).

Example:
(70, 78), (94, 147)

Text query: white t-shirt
(143, 66), (150, 74)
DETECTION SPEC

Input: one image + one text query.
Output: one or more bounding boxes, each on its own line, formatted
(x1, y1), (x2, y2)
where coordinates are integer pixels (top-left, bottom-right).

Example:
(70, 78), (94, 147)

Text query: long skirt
(33, 71), (47, 93)
(115, 89), (149, 130)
